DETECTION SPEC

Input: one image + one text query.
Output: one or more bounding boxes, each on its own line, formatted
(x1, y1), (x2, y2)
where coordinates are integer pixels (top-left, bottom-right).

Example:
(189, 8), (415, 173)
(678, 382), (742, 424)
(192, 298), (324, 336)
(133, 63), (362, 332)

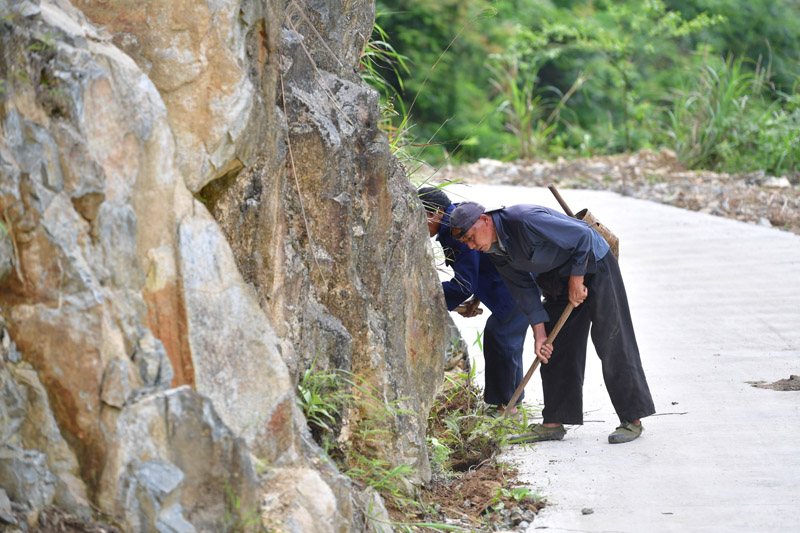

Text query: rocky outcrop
(206, 5), (445, 480)
(0, 0), (448, 531)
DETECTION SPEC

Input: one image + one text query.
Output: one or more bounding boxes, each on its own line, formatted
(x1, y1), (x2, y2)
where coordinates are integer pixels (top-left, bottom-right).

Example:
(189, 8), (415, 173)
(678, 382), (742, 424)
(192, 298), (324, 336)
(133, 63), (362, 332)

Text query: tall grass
(297, 356), (540, 530)
(664, 53), (800, 176)
(297, 363), (427, 518)
(488, 56), (589, 161)
(359, 17), (433, 179)
(361, 8), (501, 179)
(359, 21), (411, 151)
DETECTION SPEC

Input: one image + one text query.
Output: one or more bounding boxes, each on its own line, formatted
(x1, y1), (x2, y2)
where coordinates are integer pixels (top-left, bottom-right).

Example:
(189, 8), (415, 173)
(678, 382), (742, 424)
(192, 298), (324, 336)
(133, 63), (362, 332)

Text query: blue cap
(450, 201), (485, 237)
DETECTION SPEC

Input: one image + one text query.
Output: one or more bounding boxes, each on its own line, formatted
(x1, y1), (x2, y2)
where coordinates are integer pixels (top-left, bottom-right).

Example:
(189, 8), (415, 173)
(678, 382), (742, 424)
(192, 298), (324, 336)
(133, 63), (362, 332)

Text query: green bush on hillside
(370, 0), (799, 176)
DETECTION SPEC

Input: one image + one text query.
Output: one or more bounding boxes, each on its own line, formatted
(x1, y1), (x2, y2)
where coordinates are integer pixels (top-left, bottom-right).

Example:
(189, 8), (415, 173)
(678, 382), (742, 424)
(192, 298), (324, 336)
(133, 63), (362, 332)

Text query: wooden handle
(548, 184), (574, 217)
(504, 303), (574, 412)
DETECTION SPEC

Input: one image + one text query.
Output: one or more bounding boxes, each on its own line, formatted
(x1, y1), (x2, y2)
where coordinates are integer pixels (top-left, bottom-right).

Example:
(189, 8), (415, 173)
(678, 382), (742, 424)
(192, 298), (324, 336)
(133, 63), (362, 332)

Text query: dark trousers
(483, 305), (529, 406)
(540, 254), (655, 425)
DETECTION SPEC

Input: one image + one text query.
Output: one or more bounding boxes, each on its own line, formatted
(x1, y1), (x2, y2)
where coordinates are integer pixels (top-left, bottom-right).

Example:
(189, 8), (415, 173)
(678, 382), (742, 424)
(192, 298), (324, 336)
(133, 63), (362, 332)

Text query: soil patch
(396, 366), (545, 531)
(425, 464), (544, 520)
(748, 375), (800, 391)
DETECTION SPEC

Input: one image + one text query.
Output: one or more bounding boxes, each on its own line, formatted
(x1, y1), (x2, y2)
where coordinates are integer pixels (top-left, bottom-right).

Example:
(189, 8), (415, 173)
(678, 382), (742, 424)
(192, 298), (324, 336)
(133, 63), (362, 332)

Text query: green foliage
(487, 41), (589, 160)
(564, 0), (724, 150)
(295, 336), (555, 533)
(663, 54), (800, 175)
(338, 375), (418, 502)
(28, 32), (56, 53)
(223, 481), (266, 533)
(426, 366), (538, 480)
(296, 353), (349, 452)
(359, 19), (411, 150)
(360, 21), (410, 103)
(665, 0), (800, 92)
(471, 330), (483, 352)
(393, 522), (467, 532)
(374, 0), (509, 164)
(297, 362), (421, 504)
(485, 0), (723, 154)
(427, 435), (451, 472)
(296, 354), (542, 529)
(373, 0), (800, 176)
(488, 486), (543, 513)
(296, 361), (421, 508)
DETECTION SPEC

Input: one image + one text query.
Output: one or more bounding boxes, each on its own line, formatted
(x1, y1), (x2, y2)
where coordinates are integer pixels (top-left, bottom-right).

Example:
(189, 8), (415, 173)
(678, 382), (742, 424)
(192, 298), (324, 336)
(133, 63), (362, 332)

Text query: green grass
(664, 53), (800, 176)
(296, 361), (418, 501)
(296, 353), (542, 530)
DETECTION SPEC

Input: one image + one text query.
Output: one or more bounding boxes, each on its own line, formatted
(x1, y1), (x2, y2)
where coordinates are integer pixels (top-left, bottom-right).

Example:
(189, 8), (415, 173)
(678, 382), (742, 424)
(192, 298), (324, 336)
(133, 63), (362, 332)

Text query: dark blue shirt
(488, 204), (610, 325)
(436, 203), (518, 320)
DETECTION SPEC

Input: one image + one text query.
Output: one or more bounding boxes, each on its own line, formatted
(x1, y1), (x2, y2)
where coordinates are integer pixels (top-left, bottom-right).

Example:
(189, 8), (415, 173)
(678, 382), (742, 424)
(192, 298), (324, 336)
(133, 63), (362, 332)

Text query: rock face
(0, 0), (448, 530)
(203, 5), (446, 481)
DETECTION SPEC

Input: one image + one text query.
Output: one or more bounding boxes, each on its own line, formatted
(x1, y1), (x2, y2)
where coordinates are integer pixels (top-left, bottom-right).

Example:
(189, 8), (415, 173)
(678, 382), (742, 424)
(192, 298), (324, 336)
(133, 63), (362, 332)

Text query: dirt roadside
(433, 149), (800, 235)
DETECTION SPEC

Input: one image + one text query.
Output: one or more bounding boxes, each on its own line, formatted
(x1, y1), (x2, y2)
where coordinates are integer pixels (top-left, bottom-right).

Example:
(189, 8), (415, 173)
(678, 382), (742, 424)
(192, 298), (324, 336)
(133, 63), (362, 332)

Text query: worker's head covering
(450, 201), (485, 238)
(418, 186), (451, 214)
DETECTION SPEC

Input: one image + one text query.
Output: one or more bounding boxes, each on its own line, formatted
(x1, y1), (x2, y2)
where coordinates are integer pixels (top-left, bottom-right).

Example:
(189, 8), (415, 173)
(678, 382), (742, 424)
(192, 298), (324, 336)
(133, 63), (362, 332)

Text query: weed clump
(297, 358), (546, 531)
(421, 368), (546, 530)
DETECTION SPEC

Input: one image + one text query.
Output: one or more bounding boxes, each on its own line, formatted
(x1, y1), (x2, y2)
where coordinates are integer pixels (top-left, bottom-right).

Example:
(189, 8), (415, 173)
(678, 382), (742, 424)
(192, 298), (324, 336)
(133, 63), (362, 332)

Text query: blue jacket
(436, 203), (518, 320)
(488, 204), (610, 325)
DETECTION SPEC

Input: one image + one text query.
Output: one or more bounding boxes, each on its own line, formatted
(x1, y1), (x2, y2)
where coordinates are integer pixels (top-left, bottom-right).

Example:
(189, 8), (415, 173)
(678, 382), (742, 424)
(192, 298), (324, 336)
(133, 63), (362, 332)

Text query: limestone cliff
(0, 0), (449, 530)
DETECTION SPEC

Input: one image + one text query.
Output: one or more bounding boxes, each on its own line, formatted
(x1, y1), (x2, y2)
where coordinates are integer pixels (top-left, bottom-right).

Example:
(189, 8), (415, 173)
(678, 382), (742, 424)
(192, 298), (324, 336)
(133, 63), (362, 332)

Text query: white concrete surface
(439, 184), (800, 533)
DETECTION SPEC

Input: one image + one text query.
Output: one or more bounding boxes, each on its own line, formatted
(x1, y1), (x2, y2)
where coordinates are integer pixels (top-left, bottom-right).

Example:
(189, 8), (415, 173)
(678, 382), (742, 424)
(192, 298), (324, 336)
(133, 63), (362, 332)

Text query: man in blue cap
(419, 187), (529, 416)
(449, 201), (654, 444)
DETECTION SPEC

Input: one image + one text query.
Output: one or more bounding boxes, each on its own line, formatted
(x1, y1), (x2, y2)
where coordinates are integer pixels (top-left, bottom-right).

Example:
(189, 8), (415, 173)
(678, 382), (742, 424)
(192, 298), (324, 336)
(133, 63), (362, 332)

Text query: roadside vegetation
(297, 359), (545, 531)
(365, 0), (800, 178)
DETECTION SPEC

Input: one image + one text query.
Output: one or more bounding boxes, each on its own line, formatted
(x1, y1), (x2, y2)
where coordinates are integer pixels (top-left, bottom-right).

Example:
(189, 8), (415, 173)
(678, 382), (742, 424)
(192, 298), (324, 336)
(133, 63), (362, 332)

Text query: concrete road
(440, 184), (800, 533)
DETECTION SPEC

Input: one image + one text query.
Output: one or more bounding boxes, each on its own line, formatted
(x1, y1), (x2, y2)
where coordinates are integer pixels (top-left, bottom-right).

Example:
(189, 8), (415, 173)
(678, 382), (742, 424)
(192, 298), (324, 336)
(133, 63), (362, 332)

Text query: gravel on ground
(431, 149), (800, 235)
